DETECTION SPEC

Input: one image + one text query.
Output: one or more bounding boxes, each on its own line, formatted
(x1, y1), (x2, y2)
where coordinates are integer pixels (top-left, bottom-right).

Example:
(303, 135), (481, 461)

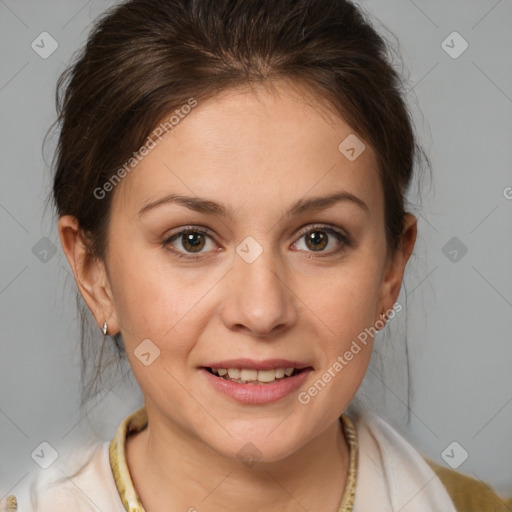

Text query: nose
(219, 245), (298, 338)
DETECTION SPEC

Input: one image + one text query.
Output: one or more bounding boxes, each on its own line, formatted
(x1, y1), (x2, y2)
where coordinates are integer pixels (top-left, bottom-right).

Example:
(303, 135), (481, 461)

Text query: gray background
(1, 0), (511, 501)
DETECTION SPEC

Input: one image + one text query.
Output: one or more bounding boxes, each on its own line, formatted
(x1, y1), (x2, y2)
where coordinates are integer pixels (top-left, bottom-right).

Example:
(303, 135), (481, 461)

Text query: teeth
(240, 369), (258, 382)
(256, 369), (277, 383)
(275, 368), (285, 378)
(211, 367), (300, 384)
(227, 368), (240, 379)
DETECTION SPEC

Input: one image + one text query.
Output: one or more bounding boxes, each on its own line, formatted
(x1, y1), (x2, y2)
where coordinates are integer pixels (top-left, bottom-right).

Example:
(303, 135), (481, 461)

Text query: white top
(7, 405), (456, 512)
(17, 442), (123, 512)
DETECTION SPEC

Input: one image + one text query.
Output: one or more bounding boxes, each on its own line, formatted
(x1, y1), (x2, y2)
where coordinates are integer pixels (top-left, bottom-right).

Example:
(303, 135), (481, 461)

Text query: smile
(201, 364), (313, 405)
(207, 367), (303, 384)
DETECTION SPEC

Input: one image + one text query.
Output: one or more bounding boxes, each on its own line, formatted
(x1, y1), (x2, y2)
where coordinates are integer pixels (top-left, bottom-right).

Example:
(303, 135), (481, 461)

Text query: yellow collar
(109, 407), (358, 512)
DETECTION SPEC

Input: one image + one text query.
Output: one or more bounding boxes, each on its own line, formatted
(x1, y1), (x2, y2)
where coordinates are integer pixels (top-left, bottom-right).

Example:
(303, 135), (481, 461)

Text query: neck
(126, 407), (350, 512)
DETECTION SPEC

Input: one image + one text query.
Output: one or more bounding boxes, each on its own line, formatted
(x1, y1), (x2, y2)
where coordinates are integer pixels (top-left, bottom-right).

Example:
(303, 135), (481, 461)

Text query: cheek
(107, 241), (226, 369)
(299, 266), (380, 413)
(307, 259), (383, 341)
(107, 242), (190, 344)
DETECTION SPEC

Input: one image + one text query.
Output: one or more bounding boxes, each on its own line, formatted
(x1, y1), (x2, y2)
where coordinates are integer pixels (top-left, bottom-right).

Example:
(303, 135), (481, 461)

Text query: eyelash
(162, 224), (352, 261)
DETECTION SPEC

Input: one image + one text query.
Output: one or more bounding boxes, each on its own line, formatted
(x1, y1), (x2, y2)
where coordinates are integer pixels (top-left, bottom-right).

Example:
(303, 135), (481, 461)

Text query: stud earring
(102, 322), (108, 336)
(376, 312), (387, 331)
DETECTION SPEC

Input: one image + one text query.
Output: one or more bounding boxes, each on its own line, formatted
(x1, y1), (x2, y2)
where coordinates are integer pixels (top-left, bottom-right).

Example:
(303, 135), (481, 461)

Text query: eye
(162, 223), (351, 260)
(163, 227), (217, 259)
(292, 224), (350, 256)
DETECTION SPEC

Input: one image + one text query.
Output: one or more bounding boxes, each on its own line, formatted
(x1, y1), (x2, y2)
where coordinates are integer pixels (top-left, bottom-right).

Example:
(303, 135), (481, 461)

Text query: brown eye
(164, 227), (216, 257)
(181, 232), (206, 252)
(304, 230), (328, 251)
(293, 224), (351, 256)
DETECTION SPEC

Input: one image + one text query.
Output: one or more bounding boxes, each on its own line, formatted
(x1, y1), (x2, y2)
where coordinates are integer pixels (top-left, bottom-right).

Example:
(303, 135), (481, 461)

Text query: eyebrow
(138, 191), (369, 219)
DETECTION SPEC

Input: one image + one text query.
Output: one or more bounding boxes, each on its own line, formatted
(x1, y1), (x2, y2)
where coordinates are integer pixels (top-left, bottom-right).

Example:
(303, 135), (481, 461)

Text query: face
(64, 80), (413, 462)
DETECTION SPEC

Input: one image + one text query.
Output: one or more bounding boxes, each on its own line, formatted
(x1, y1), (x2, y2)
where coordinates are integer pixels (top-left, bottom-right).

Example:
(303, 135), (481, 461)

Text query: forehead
(113, 80), (382, 221)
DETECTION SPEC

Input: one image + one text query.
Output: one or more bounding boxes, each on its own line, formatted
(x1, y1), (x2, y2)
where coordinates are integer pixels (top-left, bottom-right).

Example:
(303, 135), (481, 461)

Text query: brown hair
(51, 0), (428, 403)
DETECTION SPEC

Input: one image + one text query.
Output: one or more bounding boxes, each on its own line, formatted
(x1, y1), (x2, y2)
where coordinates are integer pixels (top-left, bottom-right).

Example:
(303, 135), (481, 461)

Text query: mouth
(199, 358), (314, 405)
(204, 366), (309, 385)
(200, 359), (313, 404)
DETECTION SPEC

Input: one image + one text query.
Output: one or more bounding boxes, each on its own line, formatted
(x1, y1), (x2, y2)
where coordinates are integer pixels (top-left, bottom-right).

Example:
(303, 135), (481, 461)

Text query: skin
(59, 79), (417, 511)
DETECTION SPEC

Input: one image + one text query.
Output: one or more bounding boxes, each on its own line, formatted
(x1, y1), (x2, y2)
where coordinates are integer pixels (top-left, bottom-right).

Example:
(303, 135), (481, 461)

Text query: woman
(6, 0), (510, 510)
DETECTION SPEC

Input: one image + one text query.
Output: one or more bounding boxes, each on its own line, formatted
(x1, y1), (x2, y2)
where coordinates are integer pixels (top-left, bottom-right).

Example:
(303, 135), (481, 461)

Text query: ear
(376, 213), (417, 322)
(58, 215), (120, 334)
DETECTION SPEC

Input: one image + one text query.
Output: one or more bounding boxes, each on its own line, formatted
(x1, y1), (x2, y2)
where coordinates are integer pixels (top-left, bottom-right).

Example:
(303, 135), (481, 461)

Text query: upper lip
(203, 359), (312, 371)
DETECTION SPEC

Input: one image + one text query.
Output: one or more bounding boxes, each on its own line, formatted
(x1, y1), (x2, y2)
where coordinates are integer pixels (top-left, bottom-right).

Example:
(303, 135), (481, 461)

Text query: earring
(102, 322), (108, 335)
(376, 312), (387, 330)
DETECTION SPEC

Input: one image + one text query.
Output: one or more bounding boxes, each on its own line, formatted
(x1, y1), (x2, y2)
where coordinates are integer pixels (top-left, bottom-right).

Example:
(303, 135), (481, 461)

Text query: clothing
(6, 405), (510, 511)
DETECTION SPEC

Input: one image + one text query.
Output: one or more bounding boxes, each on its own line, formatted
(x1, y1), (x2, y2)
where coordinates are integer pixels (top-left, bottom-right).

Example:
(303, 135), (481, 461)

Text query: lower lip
(201, 368), (312, 405)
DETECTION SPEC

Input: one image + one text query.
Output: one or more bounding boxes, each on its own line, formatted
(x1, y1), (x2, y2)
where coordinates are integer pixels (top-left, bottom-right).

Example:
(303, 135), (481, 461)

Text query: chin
(203, 419), (310, 465)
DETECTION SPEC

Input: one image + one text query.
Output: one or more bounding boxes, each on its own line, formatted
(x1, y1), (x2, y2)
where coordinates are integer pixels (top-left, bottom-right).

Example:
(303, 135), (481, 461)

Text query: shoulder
(8, 442), (125, 512)
(346, 403), (511, 511)
(424, 457), (512, 512)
